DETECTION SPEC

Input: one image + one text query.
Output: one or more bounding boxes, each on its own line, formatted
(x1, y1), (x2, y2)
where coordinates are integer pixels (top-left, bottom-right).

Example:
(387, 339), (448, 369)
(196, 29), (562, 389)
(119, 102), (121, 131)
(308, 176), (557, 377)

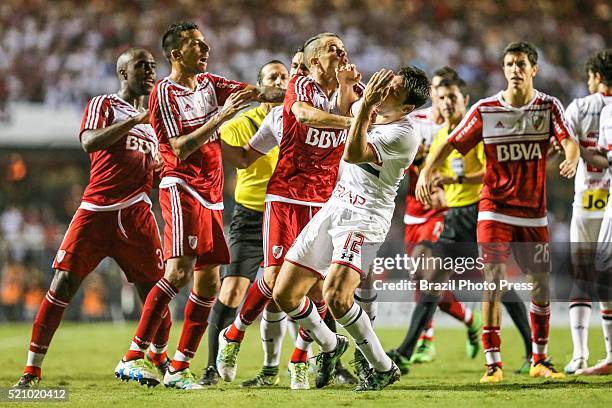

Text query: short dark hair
(437, 76), (467, 95)
(502, 42), (538, 66)
(257, 60), (287, 84)
(162, 22), (199, 61)
(398, 66), (430, 108)
(586, 49), (612, 85)
(433, 66), (458, 80)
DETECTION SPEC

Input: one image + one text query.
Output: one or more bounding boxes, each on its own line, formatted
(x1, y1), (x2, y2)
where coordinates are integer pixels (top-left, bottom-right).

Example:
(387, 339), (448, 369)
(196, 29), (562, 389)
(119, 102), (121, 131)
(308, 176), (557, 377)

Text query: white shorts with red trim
(284, 203), (386, 279)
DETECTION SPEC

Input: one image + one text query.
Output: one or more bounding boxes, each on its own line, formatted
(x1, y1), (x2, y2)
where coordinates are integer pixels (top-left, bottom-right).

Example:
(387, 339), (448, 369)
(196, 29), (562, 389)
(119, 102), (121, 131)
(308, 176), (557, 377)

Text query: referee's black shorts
(433, 202), (479, 259)
(221, 204), (264, 282)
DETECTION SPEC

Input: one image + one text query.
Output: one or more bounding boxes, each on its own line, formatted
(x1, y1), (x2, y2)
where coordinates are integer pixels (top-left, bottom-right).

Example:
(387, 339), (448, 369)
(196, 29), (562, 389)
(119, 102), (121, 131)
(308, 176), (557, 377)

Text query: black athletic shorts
(433, 202), (479, 259)
(221, 204), (264, 282)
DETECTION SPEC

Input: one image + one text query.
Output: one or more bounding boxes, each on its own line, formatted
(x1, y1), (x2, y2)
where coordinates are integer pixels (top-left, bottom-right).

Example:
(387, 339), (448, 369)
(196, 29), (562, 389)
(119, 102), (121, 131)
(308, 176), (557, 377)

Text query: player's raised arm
(336, 63), (362, 116)
(343, 69), (393, 163)
(81, 109), (149, 153)
(244, 84), (286, 103)
(551, 97), (580, 178)
(168, 89), (253, 160)
(291, 101), (352, 129)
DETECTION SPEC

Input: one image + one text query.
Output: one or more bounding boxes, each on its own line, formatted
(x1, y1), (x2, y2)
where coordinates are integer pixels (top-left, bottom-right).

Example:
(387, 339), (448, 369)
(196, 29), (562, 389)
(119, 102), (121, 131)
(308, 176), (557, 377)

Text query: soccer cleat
(288, 362), (310, 390)
(335, 362), (358, 385)
(163, 367), (204, 389)
(479, 365), (503, 383)
(14, 373), (40, 389)
(315, 334), (349, 388)
(386, 349), (410, 375)
(515, 358), (532, 375)
(410, 339), (436, 363)
(240, 366), (280, 387)
(564, 357), (588, 375)
(217, 327), (241, 382)
(529, 360), (565, 379)
(353, 363), (400, 391)
(466, 309), (482, 359)
(575, 360), (612, 376)
(198, 365), (220, 386)
(350, 348), (371, 381)
(115, 358), (160, 387)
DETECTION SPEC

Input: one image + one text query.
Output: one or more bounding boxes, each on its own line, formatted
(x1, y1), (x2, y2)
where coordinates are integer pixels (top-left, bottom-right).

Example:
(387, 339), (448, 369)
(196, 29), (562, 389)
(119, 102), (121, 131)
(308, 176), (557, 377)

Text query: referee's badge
(272, 245), (284, 259)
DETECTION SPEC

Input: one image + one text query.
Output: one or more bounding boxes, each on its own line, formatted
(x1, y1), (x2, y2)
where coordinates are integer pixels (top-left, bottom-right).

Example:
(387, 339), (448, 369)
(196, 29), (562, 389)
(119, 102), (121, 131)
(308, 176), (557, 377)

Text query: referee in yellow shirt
(200, 59), (289, 385)
(429, 76), (533, 374)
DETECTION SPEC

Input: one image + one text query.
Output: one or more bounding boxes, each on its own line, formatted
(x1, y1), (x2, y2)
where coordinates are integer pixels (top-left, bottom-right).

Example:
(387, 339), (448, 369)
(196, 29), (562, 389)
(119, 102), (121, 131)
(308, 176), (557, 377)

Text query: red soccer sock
(419, 320), (434, 342)
(291, 347), (310, 363)
(226, 278), (272, 342)
(439, 291), (471, 325)
(150, 305), (171, 356)
(171, 292), (215, 371)
(125, 278), (177, 361)
(148, 350), (167, 367)
(24, 290), (69, 377)
(482, 326), (502, 368)
(530, 301), (550, 363)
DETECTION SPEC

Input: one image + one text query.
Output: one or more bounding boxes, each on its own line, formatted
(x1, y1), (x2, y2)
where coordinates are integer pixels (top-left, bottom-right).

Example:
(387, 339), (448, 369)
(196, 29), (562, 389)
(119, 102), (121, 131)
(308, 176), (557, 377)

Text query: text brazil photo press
(0, 0), (611, 406)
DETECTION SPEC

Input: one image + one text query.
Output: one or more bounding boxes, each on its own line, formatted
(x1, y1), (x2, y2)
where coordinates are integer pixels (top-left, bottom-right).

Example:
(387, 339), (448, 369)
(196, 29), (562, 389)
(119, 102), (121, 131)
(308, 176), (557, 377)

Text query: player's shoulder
(474, 92), (503, 109)
(409, 107), (432, 121)
(291, 74), (314, 88)
(601, 103), (612, 118)
(532, 90), (563, 108)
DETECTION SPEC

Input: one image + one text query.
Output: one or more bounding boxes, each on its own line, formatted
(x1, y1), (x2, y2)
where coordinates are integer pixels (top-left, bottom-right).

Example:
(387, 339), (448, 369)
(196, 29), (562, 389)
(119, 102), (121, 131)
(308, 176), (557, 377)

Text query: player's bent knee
(50, 270), (82, 300)
(271, 288), (296, 312)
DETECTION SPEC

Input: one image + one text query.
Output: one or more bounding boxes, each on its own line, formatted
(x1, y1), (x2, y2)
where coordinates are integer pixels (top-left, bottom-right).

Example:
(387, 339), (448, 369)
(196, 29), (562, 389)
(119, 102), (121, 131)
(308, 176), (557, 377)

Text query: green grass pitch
(1, 322), (611, 407)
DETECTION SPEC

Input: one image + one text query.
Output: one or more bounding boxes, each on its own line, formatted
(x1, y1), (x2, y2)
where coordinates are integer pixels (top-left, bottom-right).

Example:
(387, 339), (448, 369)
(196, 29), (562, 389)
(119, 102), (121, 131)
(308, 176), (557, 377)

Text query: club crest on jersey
(56, 250), (66, 264)
(272, 245), (284, 259)
(532, 112), (545, 132)
(188, 235), (198, 250)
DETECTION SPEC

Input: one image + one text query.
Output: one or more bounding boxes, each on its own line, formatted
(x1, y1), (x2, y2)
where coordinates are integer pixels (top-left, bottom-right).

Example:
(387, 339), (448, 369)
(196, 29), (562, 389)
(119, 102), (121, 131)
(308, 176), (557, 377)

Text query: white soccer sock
(601, 302), (612, 364)
(129, 341), (147, 353)
(569, 301), (591, 360)
(287, 297), (337, 352)
(287, 318), (299, 342)
(337, 302), (392, 372)
(26, 351), (45, 368)
(172, 350), (190, 364)
(261, 309), (287, 367)
(354, 287), (378, 326)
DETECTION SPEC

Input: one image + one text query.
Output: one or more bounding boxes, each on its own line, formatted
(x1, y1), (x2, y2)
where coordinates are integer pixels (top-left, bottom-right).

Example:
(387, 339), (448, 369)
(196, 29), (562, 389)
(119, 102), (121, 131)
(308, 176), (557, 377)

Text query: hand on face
(363, 69), (394, 108)
(336, 64), (361, 86)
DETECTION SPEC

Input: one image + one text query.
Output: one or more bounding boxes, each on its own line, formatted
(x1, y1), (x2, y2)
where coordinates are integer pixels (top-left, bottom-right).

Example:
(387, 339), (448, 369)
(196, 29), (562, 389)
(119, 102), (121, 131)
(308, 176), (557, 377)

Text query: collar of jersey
(164, 75), (206, 93)
(496, 89), (539, 111)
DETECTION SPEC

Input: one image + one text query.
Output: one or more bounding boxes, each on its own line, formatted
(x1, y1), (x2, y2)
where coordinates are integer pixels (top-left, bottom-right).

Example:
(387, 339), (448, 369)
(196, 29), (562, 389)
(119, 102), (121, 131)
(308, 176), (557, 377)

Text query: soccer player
(14, 48), (170, 388)
(116, 22), (285, 390)
(417, 42), (579, 383)
(272, 67), (429, 391)
(216, 32), (360, 388)
(563, 49), (612, 374)
(197, 59), (290, 386)
(570, 50), (612, 376)
(401, 67), (479, 365)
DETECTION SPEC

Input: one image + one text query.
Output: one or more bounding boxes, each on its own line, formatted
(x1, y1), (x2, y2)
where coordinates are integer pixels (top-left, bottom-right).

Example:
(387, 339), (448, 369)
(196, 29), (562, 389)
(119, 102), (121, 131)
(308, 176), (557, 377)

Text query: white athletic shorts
(570, 214), (603, 265)
(284, 203), (388, 279)
(595, 211), (612, 271)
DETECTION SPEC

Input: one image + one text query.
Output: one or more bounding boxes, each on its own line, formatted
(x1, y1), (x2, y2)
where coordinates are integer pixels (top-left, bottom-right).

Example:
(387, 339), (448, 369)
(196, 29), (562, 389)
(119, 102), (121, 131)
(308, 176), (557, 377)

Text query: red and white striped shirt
(448, 90), (573, 226)
(79, 93), (157, 209)
(151, 73), (247, 209)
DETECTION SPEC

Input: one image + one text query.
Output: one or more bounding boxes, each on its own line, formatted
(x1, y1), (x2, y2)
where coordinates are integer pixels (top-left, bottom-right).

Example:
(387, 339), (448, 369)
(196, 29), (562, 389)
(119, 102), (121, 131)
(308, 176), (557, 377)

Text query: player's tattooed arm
(169, 89), (253, 160)
(81, 110), (149, 153)
(246, 85), (286, 103)
(221, 141), (264, 169)
(344, 69), (392, 163)
(559, 137), (580, 178)
(578, 144), (608, 170)
(292, 102), (352, 129)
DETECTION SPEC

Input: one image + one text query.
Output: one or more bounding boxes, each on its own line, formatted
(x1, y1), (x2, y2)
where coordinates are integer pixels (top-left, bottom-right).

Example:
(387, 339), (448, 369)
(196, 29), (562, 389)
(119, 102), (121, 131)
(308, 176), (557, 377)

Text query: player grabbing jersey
(14, 49), (170, 389)
(417, 42), (579, 383)
(563, 49), (612, 374)
(116, 22), (285, 390)
(272, 67), (429, 391)
(216, 33), (362, 388)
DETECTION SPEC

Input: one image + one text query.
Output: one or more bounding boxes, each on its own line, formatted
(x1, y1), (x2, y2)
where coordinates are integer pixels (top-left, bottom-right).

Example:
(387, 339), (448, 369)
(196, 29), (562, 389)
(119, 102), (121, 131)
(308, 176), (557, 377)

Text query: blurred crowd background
(0, 0), (608, 321)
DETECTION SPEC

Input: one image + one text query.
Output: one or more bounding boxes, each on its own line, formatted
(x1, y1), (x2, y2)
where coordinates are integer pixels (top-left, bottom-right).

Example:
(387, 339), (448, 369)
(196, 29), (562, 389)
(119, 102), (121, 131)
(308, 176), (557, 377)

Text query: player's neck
(312, 72), (338, 97)
(375, 110), (405, 125)
(432, 108), (444, 124)
(117, 87), (145, 110)
(169, 68), (198, 91)
(259, 102), (279, 114)
(503, 86), (534, 107)
(597, 83), (611, 95)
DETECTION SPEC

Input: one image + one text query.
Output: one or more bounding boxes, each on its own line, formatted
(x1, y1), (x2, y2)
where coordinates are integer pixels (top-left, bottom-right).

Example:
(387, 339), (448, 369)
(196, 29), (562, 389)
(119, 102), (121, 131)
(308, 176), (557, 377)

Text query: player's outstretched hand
(415, 170), (433, 206)
(559, 157), (578, 178)
(336, 64), (361, 86)
(363, 69), (394, 108)
(219, 89), (253, 120)
(134, 110), (150, 125)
